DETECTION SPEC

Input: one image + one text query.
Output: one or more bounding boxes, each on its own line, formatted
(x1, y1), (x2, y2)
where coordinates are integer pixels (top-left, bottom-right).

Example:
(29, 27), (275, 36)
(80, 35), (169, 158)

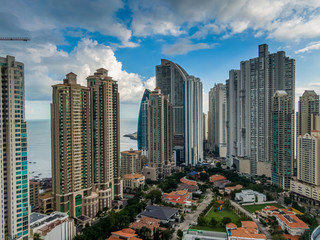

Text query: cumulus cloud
(129, 0), (320, 41)
(295, 41), (320, 53)
(162, 39), (217, 55)
(0, 39), (152, 103)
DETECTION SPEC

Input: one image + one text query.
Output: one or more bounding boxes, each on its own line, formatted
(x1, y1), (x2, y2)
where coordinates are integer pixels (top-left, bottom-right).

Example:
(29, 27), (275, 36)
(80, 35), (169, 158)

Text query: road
(230, 200), (272, 240)
(173, 189), (214, 238)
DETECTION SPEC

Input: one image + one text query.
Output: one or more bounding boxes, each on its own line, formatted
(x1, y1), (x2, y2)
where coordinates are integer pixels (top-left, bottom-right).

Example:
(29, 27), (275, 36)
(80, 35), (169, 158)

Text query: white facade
(184, 76), (203, 166)
(0, 56), (29, 239)
(235, 190), (266, 204)
(208, 83), (227, 157)
(31, 212), (75, 240)
(226, 44), (295, 176)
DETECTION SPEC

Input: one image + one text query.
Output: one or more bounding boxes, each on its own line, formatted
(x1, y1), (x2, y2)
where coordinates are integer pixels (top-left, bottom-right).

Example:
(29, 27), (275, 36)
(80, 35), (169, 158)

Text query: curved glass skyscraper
(137, 89), (151, 155)
(156, 59), (203, 166)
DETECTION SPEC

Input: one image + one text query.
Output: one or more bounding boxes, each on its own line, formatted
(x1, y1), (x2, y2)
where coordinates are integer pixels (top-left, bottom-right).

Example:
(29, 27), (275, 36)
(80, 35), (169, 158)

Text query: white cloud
(129, 0), (320, 41)
(295, 41), (320, 53)
(162, 39), (217, 55)
(1, 39), (152, 103)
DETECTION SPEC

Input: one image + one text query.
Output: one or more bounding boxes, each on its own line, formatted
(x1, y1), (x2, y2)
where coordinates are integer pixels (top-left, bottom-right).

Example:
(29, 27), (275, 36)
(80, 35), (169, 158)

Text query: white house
(235, 190), (266, 204)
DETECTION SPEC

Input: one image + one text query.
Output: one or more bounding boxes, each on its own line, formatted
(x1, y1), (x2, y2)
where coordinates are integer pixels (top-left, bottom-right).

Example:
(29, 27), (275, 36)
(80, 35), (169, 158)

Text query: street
(173, 189), (214, 238)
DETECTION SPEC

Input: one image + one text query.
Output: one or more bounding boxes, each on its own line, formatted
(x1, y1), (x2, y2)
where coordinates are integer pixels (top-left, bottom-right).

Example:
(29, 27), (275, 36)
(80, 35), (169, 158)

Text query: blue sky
(0, 0), (320, 120)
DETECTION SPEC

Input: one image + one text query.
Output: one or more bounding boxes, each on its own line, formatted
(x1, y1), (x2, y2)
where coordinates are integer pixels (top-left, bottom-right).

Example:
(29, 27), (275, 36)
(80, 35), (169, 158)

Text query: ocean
(28, 118), (138, 179)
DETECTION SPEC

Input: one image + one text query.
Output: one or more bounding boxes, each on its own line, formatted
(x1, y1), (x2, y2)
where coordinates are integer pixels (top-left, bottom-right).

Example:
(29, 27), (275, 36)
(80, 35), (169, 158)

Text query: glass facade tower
(0, 56), (29, 239)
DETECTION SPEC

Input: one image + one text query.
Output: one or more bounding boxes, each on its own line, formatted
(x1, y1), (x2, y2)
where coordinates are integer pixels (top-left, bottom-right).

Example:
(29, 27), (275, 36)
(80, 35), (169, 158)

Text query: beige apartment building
(121, 149), (142, 176)
(51, 69), (121, 219)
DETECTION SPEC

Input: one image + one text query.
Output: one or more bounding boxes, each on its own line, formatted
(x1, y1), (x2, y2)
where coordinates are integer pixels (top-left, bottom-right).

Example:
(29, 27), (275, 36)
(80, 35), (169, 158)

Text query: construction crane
(0, 37), (30, 41)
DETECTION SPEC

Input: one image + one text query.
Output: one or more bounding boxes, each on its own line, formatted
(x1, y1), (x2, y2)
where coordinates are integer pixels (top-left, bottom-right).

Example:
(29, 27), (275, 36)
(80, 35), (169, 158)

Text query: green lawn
(242, 203), (284, 213)
(205, 207), (240, 222)
(192, 207), (240, 232)
(190, 225), (226, 232)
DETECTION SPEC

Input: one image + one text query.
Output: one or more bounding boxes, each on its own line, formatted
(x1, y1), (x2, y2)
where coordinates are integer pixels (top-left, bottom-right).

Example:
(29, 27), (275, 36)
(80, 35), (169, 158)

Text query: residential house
(235, 190), (266, 204)
(108, 228), (142, 240)
(226, 221), (267, 240)
(137, 205), (180, 224)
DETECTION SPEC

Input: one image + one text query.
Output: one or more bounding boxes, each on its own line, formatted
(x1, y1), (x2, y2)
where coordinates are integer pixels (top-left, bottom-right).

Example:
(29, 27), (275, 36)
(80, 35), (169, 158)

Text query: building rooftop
(241, 221), (258, 229)
(180, 177), (197, 186)
(139, 205), (178, 221)
(30, 212), (68, 228)
(123, 173), (144, 179)
(108, 228), (142, 240)
(274, 213), (309, 229)
(210, 174), (227, 182)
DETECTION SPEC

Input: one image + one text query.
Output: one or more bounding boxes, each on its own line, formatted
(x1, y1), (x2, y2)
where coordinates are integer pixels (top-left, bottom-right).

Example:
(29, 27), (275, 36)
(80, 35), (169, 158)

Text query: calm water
(28, 118), (138, 179)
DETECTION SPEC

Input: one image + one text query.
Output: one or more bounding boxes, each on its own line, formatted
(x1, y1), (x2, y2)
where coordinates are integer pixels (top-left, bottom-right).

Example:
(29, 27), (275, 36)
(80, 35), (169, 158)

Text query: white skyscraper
(0, 56), (29, 239)
(184, 76), (203, 166)
(208, 83), (227, 157)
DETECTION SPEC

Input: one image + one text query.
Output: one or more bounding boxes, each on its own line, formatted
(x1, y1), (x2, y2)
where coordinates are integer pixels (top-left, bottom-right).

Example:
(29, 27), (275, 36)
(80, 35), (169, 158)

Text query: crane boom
(0, 37), (30, 41)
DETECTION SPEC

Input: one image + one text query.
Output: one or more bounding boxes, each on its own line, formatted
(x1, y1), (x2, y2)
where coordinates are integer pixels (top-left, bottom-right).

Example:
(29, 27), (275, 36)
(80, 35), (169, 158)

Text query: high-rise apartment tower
(51, 69), (121, 219)
(226, 44), (295, 176)
(0, 56), (29, 239)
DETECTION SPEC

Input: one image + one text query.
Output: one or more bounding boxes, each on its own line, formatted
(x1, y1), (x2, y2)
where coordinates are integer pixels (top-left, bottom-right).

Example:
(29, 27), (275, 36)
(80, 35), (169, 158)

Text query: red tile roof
(180, 177), (197, 186)
(273, 213), (309, 229)
(209, 174), (226, 182)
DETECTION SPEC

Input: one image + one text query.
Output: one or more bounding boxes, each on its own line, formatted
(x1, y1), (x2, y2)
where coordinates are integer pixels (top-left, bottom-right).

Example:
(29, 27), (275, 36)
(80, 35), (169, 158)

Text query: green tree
(221, 217), (232, 226)
(284, 197), (292, 205)
(197, 216), (207, 226)
(146, 189), (162, 204)
(210, 217), (217, 228)
(177, 229), (183, 239)
(33, 233), (42, 240)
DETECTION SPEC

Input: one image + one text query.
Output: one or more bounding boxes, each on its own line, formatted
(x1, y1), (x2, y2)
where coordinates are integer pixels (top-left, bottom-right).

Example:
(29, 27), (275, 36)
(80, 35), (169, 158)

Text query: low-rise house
(273, 212), (309, 236)
(214, 179), (231, 189)
(260, 205), (309, 236)
(235, 190), (266, 204)
(210, 174), (226, 183)
(224, 185), (243, 195)
(180, 177), (197, 186)
(123, 173), (145, 191)
(137, 205), (180, 224)
(163, 190), (195, 206)
(176, 183), (199, 193)
(226, 221), (266, 240)
(108, 228), (142, 240)
(130, 216), (166, 237)
(30, 212), (75, 240)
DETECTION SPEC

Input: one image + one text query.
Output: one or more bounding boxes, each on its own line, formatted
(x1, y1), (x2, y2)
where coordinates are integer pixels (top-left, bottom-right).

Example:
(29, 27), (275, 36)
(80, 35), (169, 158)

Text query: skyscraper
(290, 131), (320, 204)
(51, 69), (121, 219)
(156, 59), (203, 165)
(297, 90), (320, 137)
(226, 44), (295, 176)
(147, 88), (174, 179)
(87, 68), (121, 200)
(184, 76), (203, 166)
(226, 70), (241, 168)
(208, 83), (227, 157)
(271, 91), (294, 189)
(137, 89), (151, 156)
(0, 56), (29, 239)
(290, 91), (320, 204)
